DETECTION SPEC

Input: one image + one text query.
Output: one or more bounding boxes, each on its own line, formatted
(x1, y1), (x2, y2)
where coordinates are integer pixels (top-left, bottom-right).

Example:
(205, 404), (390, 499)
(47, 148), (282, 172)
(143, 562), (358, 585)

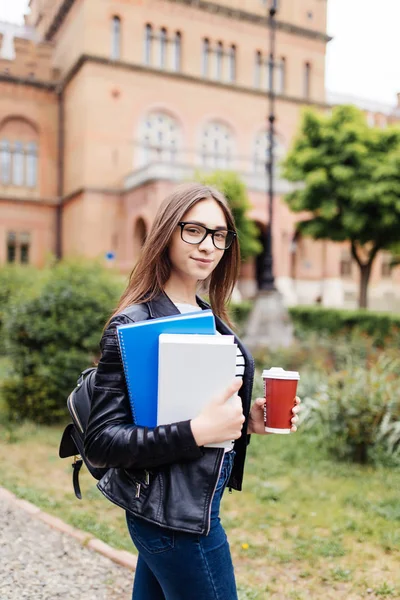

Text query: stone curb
(0, 486), (137, 571)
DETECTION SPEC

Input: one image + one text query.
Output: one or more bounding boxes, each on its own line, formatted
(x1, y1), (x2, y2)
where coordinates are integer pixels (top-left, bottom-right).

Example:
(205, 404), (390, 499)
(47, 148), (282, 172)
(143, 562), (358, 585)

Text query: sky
(0, 0), (399, 107)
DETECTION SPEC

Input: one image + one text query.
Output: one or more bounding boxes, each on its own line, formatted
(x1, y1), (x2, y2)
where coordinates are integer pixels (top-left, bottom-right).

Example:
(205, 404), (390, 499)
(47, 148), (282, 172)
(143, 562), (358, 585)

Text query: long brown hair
(107, 182), (241, 328)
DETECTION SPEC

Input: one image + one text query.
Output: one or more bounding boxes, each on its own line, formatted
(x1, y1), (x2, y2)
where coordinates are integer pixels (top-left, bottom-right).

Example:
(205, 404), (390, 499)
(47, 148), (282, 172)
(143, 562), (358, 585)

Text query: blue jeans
(126, 450), (238, 600)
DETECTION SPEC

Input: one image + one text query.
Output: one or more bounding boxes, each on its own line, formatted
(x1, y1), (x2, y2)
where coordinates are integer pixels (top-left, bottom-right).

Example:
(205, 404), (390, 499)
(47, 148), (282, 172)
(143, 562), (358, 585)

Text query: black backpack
(59, 367), (107, 499)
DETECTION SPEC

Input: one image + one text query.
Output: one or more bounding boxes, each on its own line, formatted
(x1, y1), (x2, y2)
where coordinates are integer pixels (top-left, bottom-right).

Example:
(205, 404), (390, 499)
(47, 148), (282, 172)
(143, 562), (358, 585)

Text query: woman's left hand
(247, 396), (301, 435)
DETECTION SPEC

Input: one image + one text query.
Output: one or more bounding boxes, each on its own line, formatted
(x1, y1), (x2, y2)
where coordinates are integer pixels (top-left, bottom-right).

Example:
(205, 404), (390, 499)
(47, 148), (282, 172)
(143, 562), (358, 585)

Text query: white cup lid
(262, 367), (300, 381)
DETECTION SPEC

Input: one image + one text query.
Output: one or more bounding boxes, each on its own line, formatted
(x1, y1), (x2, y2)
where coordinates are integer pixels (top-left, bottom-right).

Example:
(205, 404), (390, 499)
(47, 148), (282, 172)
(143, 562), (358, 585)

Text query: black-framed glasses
(178, 222), (237, 250)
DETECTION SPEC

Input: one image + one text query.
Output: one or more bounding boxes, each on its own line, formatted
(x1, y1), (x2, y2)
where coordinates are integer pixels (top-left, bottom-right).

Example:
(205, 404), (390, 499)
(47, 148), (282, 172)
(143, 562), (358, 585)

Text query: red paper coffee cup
(262, 367), (300, 434)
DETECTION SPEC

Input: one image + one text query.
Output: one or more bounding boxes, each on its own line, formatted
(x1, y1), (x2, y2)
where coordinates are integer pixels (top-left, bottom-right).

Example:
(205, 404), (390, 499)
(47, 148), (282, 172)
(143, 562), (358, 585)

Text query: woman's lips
(192, 257), (213, 264)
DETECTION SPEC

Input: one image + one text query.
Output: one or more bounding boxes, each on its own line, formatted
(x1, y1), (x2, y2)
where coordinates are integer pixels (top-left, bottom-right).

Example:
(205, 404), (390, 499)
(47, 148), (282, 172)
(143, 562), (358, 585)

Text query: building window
(340, 252), (352, 277)
(111, 16), (121, 60)
(215, 41), (223, 80)
(7, 231), (17, 263)
(0, 139), (11, 184)
(145, 26), (182, 71)
(367, 112), (376, 127)
(254, 51), (262, 87)
(144, 24), (152, 65)
(138, 112), (181, 166)
(0, 139), (38, 188)
(200, 121), (235, 169)
(254, 52), (286, 93)
(202, 40), (237, 82)
(159, 28), (167, 69)
(267, 54), (274, 91)
(381, 257), (392, 278)
(228, 45), (236, 83)
(253, 130), (286, 173)
(26, 142), (38, 188)
(12, 141), (25, 186)
(276, 57), (285, 93)
(19, 232), (31, 264)
(173, 31), (181, 72)
(261, 0), (280, 8)
(6, 231), (31, 264)
(304, 62), (311, 98)
(202, 38), (210, 77)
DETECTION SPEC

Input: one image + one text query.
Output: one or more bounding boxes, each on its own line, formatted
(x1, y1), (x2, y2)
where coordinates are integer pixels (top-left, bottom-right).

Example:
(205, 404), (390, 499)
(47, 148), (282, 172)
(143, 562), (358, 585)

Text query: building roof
(0, 20), (38, 60)
(327, 90), (399, 118)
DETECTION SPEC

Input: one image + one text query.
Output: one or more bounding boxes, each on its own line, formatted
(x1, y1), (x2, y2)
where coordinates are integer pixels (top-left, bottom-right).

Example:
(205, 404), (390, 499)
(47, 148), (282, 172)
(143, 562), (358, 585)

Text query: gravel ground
(0, 497), (134, 600)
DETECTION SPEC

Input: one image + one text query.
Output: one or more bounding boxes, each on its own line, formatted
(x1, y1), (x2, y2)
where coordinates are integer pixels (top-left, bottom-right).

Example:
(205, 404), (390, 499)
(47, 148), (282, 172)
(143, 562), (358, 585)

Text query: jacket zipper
(68, 391), (84, 434)
(205, 451), (224, 535)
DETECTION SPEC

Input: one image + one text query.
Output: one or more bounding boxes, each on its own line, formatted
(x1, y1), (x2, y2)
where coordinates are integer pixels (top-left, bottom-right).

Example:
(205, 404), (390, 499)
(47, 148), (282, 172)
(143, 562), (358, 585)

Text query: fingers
(295, 396), (301, 405)
(216, 379), (242, 404)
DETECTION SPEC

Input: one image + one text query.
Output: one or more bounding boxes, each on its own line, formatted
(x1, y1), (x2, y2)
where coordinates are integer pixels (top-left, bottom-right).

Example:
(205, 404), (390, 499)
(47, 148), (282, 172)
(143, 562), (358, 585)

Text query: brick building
(0, 0), (399, 310)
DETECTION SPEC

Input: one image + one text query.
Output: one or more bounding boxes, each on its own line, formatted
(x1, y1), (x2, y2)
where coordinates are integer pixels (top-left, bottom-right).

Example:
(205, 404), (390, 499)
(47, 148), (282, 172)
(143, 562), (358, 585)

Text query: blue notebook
(117, 309), (216, 427)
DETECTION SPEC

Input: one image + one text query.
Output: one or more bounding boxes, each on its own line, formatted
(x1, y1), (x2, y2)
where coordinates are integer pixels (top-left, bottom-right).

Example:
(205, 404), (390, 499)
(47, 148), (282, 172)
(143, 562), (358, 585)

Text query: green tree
(282, 105), (400, 308)
(195, 170), (262, 262)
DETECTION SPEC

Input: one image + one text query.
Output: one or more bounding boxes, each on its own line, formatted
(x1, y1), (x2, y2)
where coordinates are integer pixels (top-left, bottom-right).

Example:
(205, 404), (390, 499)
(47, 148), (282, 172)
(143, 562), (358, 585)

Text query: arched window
(304, 62), (311, 98)
(201, 121), (235, 168)
(144, 24), (152, 65)
(228, 45), (236, 83)
(202, 38), (210, 77)
(276, 57), (285, 93)
(6, 232), (17, 263)
(26, 142), (38, 188)
(19, 232), (31, 264)
(159, 28), (167, 69)
(138, 112), (181, 166)
(0, 118), (39, 189)
(0, 139), (11, 184)
(173, 31), (181, 72)
(267, 53), (274, 91)
(254, 51), (262, 88)
(253, 130), (285, 173)
(13, 141), (25, 186)
(111, 16), (121, 60)
(215, 41), (223, 80)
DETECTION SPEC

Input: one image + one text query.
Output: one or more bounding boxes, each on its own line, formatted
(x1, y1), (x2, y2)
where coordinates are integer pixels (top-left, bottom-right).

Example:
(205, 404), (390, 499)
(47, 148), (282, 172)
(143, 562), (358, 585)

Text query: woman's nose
(198, 233), (215, 251)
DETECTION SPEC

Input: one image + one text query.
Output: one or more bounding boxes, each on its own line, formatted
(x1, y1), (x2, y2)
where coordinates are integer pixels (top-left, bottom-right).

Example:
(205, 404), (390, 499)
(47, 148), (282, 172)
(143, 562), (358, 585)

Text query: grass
(0, 418), (399, 599)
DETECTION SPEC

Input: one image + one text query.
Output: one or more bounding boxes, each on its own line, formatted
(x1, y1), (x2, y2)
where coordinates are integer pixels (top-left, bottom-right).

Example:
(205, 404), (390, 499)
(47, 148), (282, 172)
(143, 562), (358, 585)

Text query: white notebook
(157, 334), (238, 449)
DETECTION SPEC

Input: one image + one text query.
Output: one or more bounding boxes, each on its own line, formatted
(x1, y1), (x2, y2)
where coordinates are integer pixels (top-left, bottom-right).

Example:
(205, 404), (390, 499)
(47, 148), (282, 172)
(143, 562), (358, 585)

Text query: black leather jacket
(84, 292), (255, 535)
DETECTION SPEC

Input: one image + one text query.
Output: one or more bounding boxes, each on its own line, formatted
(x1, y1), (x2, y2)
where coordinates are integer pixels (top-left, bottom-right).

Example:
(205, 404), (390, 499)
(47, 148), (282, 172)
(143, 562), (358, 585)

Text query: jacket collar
(148, 291), (211, 319)
(147, 292), (180, 319)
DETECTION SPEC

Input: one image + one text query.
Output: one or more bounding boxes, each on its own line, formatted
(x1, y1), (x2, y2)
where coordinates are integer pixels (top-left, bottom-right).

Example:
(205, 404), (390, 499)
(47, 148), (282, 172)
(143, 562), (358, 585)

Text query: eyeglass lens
(181, 224), (234, 249)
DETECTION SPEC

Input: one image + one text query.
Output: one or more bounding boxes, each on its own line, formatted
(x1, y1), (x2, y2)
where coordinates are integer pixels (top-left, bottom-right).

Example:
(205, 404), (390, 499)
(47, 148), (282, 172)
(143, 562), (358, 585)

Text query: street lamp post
(259, 0), (277, 291)
(243, 0), (293, 350)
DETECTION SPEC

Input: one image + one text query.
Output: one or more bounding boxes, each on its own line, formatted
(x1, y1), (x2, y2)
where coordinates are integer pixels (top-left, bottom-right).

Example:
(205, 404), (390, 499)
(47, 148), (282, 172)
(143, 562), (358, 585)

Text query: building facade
(0, 0), (399, 310)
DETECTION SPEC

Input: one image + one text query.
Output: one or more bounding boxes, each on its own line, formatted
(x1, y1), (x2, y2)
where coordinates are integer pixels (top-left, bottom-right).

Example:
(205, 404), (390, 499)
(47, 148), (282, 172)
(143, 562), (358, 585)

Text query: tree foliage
(195, 170), (263, 262)
(282, 105), (400, 307)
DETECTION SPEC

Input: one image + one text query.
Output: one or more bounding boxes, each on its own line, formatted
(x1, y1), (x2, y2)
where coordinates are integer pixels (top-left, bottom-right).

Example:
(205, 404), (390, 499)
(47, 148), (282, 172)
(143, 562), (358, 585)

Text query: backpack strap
(72, 457), (83, 500)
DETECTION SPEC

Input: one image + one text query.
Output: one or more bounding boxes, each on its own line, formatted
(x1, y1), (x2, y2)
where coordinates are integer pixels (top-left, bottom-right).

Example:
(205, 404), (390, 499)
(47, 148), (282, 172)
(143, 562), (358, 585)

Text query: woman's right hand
(190, 379), (245, 446)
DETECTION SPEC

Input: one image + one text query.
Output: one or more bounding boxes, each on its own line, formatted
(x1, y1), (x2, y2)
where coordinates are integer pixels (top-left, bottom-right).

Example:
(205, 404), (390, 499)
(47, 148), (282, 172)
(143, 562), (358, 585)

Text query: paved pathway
(0, 494), (134, 600)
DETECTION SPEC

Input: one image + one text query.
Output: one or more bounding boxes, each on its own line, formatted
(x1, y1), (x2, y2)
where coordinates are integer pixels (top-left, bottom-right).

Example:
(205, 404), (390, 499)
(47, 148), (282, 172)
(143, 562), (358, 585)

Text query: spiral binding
(117, 328), (137, 423)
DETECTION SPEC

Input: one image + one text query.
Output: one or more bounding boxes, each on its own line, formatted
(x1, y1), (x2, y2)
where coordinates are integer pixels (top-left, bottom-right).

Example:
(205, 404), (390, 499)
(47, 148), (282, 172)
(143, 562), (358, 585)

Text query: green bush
(0, 265), (43, 355)
(1, 260), (124, 423)
(289, 306), (400, 347)
(299, 354), (400, 465)
(228, 299), (253, 334)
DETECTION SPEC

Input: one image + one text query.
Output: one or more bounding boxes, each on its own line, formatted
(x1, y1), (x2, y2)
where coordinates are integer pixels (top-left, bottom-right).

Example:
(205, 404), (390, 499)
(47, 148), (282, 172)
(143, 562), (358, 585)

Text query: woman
(85, 182), (300, 599)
